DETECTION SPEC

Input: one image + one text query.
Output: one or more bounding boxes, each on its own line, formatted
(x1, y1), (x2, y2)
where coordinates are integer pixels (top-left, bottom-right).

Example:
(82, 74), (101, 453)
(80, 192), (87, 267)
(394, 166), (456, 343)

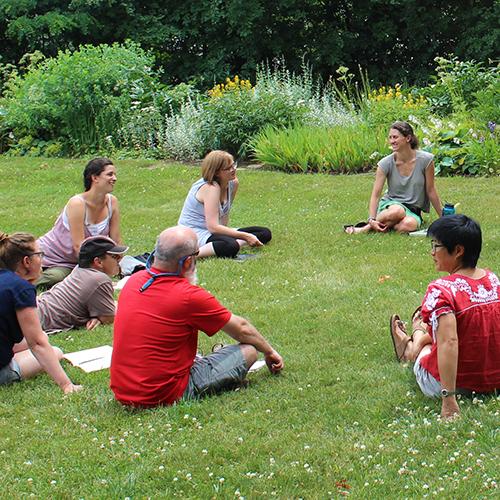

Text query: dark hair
(0, 232), (36, 270)
(390, 121), (419, 149)
(427, 214), (482, 268)
(83, 157), (114, 191)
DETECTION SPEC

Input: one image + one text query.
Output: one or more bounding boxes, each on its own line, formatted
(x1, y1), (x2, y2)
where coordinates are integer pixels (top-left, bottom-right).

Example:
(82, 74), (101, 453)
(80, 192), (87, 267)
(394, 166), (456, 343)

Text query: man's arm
(222, 314), (283, 373)
(436, 312), (460, 419)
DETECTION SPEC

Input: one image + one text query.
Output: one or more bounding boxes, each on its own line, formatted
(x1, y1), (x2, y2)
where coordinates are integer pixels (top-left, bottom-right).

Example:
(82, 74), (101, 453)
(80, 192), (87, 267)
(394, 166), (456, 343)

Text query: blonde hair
(201, 150), (234, 183)
(0, 232), (36, 270)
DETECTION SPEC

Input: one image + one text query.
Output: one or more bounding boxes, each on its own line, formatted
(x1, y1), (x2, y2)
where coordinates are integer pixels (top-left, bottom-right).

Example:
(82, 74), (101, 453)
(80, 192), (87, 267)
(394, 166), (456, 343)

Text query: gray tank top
(378, 150), (434, 212)
(178, 178), (234, 245)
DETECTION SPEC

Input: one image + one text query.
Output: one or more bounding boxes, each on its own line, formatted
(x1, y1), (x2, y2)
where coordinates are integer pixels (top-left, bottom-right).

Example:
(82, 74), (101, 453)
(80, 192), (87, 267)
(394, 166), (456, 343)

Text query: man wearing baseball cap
(37, 236), (128, 333)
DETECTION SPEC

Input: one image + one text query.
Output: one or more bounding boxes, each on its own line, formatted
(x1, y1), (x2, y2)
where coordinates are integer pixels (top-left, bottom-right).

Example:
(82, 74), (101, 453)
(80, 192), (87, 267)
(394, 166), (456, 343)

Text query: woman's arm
(108, 195), (122, 244)
(220, 178), (239, 226)
(368, 167), (388, 231)
(436, 312), (460, 419)
(16, 307), (80, 393)
(200, 183), (261, 246)
(66, 196), (87, 256)
(425, 161), (442, 216)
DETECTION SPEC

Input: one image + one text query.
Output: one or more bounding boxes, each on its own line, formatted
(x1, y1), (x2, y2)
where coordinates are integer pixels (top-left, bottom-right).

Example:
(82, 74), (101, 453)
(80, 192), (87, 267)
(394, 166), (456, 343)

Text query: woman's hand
(368, 219), (388, 232)
(441, 397), (460, 420)
(244, 233), (263, 247)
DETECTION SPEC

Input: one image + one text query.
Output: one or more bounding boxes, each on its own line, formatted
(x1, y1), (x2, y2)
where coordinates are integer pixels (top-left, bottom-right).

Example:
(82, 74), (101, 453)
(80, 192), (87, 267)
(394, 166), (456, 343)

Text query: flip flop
(390, 314), (410, 362)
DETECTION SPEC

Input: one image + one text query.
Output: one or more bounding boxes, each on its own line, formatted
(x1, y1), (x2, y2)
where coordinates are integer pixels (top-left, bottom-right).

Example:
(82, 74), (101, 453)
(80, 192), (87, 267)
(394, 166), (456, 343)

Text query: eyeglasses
(430, 241), (446, 252)
(221, 161), (237, 172)
(27, 251), (45, 258)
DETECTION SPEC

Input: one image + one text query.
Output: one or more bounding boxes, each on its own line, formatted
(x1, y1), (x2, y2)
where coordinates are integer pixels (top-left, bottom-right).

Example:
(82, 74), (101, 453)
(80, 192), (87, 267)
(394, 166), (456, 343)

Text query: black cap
(78, 236), (128, 265)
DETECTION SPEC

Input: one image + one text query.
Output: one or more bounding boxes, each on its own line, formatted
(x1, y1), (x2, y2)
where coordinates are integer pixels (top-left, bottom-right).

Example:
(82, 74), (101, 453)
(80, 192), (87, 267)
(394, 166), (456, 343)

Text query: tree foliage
(0, 0), (498, 86)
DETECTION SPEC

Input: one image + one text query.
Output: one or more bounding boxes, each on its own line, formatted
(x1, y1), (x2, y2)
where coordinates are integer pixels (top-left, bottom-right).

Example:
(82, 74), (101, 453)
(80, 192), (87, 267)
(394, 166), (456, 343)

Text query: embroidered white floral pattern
(431, 273), (499, 304)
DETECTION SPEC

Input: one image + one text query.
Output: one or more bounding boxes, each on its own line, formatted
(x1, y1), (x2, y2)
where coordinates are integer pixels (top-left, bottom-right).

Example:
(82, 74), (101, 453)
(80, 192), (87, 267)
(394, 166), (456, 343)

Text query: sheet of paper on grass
(249, 359), (266, 373)
(64, 345), (113, 373)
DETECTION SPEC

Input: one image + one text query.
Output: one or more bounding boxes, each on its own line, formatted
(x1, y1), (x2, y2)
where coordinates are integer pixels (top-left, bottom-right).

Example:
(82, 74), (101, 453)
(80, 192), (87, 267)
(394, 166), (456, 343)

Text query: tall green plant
(251, 124), (386, 173)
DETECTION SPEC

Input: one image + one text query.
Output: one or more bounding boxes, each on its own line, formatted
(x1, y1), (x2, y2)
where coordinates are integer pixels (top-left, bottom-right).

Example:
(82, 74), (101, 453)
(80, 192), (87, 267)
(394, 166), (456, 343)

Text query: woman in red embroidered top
(390, 215), (500, 419)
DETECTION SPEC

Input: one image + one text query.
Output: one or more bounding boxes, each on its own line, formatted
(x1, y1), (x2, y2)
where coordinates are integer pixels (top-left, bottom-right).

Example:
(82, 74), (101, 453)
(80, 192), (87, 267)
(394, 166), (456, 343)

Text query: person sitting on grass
(390, 215), (500, 419)
(37, 236), (128, 333)
(178, 150), (271, 258)
(345, 121), (443, 234)
(0, 232), (81, 393)
(110, 225), (284, 408)
(37, 157), (123, 289)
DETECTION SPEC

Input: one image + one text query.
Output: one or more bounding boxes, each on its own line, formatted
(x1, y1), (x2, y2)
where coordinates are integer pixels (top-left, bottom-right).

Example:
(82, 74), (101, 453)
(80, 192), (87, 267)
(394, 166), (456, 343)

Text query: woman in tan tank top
(37, 157), (123, 289)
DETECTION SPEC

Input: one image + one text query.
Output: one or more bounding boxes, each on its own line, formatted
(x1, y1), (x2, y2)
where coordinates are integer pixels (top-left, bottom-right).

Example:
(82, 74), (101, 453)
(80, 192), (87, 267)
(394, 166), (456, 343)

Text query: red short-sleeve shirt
(420, 270), (500, 392)
(110, 269), (232, 407)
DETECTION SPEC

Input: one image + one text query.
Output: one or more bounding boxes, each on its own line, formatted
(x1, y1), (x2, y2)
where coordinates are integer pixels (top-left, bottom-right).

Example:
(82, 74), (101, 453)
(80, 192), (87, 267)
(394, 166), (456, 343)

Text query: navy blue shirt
(0, 269), (37, 368)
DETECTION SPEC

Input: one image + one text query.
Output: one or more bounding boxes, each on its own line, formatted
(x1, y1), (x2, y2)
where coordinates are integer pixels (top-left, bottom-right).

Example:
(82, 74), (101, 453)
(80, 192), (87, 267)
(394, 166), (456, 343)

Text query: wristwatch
(441, 389), (457, 397)
(367, 216), (376, 223)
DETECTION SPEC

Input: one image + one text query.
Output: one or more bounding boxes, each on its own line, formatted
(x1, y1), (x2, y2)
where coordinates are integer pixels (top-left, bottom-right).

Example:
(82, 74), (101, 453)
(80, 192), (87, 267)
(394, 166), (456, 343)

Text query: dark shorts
(182, 345), (249, 400)
(0, 359), (22, 386)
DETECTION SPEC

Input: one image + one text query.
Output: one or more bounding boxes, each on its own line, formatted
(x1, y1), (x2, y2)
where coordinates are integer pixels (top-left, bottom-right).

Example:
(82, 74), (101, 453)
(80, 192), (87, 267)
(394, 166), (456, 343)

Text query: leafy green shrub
(471, 78), (500, 126)
(250, 123), (387, 173)
(419, 57), (499, 116)
(0, 42), (163, 155)
(409, 116), (499, 176)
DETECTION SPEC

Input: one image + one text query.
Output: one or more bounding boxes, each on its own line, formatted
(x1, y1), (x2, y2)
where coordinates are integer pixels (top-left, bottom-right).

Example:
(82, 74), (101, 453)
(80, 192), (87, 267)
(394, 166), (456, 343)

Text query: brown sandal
(411, 306), (428, 336)
(390, 314), (411, 362)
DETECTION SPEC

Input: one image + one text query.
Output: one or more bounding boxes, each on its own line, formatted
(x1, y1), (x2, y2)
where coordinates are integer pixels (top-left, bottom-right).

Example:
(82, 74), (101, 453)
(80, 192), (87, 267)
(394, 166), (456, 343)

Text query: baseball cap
(78, 236), (128, 265)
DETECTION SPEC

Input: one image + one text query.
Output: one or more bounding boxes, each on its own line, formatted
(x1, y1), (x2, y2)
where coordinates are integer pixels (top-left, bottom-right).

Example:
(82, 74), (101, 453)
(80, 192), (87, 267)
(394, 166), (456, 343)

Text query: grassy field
(0, 157), (499, 498)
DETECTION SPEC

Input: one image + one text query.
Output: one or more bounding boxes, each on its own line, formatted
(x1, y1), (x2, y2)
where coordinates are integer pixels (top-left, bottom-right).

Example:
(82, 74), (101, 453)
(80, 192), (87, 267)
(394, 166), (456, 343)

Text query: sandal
(343, 221), (368, 234)
(411, 306), (428, 336)
(390, 314), (411, 362)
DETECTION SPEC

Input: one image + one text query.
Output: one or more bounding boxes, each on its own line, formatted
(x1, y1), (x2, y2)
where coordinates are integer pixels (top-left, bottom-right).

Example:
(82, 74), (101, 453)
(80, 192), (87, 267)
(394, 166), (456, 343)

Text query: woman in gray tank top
(178, 150), (271, 258)
(345, 121), (443, 235)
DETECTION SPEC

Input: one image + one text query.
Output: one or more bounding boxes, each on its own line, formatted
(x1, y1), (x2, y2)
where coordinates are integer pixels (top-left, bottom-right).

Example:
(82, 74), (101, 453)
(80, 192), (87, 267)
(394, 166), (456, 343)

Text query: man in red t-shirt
(110, 226), (284, 407)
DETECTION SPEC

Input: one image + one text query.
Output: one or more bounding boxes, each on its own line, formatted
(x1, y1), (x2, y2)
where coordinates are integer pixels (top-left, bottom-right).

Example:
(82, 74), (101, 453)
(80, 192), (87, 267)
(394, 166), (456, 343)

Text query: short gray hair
(154, 234), (197, 267)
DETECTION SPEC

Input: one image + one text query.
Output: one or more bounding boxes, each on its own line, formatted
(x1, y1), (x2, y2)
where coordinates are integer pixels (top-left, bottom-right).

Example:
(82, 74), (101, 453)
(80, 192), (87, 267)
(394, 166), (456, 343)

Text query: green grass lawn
(0, 157), (499, 498)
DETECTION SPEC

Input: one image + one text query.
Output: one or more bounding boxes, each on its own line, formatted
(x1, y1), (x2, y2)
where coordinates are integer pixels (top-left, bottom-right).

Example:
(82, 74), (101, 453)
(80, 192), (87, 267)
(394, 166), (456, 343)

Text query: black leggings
(206, 226), (272, 258)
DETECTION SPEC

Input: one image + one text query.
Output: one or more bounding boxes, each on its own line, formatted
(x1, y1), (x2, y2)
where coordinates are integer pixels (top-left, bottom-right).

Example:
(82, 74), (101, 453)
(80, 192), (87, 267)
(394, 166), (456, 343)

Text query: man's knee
(240, 344), (258, 368)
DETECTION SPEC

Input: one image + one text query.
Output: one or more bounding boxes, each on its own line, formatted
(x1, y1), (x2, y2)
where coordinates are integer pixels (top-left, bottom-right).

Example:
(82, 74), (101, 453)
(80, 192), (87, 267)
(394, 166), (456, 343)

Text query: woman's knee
(213, 239), (240, 258)
(395, 217), (418, 233)
(382, 205), (406, 222)
(52, 346), (64, 360)
(259, 227), (272, 244)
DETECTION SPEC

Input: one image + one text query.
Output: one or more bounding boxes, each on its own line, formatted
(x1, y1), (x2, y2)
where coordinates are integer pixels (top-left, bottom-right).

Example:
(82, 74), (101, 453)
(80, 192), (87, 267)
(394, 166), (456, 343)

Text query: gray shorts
(182, 344), (249, 400)
(413, 346), (441, 397)
(0, 358), (22, 386)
